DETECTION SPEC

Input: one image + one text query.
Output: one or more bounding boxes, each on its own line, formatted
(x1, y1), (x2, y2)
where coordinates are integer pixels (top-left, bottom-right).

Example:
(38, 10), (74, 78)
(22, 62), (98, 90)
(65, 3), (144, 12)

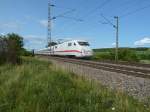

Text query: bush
(118, 48), (139, 62)
(92, 52), (114, 60)
(0, 33), (23, 64)
(0, 37), (8, 64)
(21, 48), (34, 57)
(137, 49), (150, 60)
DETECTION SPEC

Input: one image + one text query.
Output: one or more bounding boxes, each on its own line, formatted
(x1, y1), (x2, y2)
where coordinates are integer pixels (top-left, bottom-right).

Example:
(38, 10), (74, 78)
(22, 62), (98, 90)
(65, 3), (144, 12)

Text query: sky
(0, 0), (150, 50)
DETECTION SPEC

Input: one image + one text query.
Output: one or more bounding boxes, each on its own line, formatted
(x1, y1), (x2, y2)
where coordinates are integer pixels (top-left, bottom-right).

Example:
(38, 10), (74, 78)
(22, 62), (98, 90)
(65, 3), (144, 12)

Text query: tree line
(93, 48), (150, 62)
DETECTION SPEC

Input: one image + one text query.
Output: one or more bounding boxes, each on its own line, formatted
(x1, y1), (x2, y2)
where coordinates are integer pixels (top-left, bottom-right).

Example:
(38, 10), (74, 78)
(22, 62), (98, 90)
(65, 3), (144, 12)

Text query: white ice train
(36, 40), (93, 58)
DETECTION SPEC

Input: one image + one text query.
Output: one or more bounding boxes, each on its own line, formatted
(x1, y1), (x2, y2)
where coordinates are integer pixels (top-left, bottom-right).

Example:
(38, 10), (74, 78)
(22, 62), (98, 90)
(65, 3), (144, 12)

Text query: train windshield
(78, 42), (89, 46)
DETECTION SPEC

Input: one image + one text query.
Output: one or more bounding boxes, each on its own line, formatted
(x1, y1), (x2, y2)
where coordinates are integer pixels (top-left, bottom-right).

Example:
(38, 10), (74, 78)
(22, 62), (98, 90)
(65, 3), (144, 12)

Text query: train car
(35, 48), (51, 55)
(36, 40), (93, 58)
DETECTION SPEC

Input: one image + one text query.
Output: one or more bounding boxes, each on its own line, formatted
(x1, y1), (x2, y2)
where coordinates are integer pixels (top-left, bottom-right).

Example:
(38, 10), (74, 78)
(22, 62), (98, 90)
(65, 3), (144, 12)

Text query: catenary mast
(48, 0), (52, 52)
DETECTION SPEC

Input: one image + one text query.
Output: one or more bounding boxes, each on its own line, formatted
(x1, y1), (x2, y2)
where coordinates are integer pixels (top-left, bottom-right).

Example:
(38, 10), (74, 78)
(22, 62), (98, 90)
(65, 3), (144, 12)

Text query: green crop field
(0, 57), (150, 112)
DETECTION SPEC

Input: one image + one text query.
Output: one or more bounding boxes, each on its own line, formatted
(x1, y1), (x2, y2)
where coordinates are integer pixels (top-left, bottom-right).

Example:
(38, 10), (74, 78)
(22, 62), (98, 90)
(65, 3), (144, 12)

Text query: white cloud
(24, 16), (52, 28)
(112, 42), (116, 46)
(39, 20), (48, 27)
(0, 32), (6, 35)
(24, 15), (34, 20)
(0, 22), (22, 30)
(39, 19), (54, 28)
(23, 35), (47, 50)
(134, 37), (150, 46)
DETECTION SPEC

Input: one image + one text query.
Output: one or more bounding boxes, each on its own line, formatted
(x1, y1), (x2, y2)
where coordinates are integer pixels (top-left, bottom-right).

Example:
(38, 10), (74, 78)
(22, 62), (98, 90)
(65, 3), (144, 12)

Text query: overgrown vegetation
(0, 33), (24, 64)
(0, 57), (149, 112)
(137, 49), (150, 61)
(0, 33), (33, 65)
(21, 48), (34, 57)
(92, 48), (150, 63)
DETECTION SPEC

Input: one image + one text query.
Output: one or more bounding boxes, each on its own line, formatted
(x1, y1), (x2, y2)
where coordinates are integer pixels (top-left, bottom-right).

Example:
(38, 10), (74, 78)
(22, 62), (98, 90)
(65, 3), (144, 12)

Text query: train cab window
(78, 42), (90, 46)
(68, 43), (72, 46)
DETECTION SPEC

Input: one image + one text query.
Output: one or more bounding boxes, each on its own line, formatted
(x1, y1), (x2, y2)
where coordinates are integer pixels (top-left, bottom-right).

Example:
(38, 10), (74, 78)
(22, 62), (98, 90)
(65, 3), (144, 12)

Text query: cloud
(134, 37), (150, 46)
(0, 21), (25, 34)
(112, 42), (116, 46)
(24, 15), (34, 20)
(24, 15), (52, 28)
(0, 32), (6, 35)
(39, 19), (54, 28)
(39, 20), (48, 27)
(23, 35), (47, 50)
(0, 22), (22, 30)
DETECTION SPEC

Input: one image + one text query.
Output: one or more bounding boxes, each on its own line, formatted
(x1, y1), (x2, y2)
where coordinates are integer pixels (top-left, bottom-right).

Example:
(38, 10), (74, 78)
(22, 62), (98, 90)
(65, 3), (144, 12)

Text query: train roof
(58, 39), (88, 43)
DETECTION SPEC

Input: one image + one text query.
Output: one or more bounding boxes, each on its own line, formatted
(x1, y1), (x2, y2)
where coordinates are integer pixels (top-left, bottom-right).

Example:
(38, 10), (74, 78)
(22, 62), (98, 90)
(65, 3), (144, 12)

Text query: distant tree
(135, 47), (148, 51)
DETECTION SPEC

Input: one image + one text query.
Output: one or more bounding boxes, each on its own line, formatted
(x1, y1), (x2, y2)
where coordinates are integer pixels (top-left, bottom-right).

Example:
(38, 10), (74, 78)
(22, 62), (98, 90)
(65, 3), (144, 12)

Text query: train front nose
(82, 49), (93, 56)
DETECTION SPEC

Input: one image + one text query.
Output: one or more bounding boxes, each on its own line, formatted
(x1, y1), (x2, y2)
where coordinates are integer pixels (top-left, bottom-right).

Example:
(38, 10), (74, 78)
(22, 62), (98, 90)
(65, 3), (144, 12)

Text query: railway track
(38, 55), (150, 79)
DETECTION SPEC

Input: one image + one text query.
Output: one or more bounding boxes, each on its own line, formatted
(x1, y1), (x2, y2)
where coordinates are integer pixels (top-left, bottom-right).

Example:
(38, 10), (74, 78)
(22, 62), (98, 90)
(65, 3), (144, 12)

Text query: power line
(120, 3), (150, 18)
(81, 0), (112, 19)
(51, 9), (83, 22)
(51, 5), (75, 11)
(90, 0), (111, 12)
(58, 16), (84, 22)
(100, 0), (148, 19)
(50, 0), (112, 25)
(112, 0), (141, 12)
(49, 3), (81, 21)
(100, 14), (115, 28)
(54, 9), (76, 18)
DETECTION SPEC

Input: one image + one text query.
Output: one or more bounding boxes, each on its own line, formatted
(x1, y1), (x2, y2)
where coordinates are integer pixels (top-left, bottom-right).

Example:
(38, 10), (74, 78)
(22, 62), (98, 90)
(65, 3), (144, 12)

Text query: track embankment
(37, 55), (150, 101)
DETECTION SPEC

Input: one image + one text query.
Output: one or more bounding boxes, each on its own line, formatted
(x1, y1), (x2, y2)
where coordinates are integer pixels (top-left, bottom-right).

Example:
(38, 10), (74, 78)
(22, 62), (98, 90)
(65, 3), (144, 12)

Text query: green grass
(0, 57), (150, 112)
(92, 50), (150, 63)
(140, 60), (150, 64)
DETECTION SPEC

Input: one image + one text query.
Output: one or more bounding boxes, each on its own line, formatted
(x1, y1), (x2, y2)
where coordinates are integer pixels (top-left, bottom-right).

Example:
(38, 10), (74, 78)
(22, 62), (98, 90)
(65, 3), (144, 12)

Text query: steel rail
(37, 55), (150, 79)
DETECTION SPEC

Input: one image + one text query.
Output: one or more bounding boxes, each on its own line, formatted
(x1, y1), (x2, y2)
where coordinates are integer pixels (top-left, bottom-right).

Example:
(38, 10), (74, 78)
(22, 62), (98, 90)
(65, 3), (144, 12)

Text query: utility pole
(100, 14), (119, 62)
(47, 1), (79, 53)
(114, 16), (119, 62)
(48, 0), (52, 53)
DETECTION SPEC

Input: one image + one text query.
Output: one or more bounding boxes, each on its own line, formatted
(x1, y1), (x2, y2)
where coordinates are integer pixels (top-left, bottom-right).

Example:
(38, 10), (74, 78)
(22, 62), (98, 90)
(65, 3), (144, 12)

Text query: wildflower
(112, 107), (115, 111)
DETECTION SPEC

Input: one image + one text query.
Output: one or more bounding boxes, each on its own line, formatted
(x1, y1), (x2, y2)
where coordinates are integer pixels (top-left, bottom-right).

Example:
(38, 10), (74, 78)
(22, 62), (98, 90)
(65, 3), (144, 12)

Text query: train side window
(68, 43), (72, 46)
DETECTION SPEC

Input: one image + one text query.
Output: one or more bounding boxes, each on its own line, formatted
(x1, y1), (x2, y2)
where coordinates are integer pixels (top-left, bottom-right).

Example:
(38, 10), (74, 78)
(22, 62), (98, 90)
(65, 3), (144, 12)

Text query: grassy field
(92, 48), (150, 63)
(0, 58), (150, 112)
